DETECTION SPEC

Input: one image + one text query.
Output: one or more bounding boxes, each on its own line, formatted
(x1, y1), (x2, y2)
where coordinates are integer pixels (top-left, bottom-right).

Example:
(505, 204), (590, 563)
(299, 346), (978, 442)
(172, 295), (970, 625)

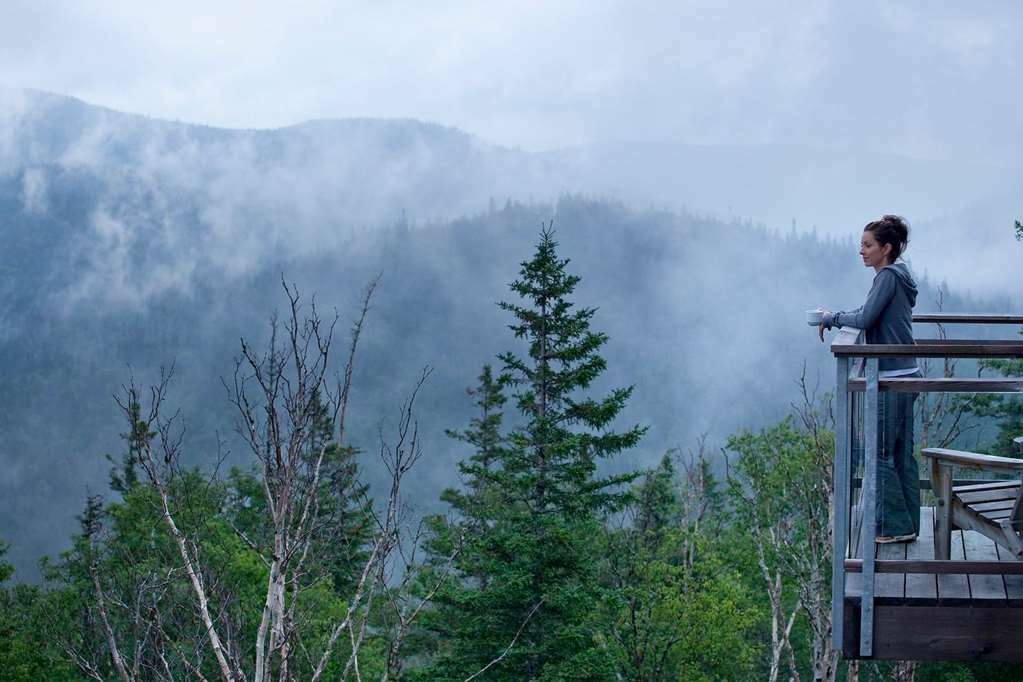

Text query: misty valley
(1, 90), (1020, 681)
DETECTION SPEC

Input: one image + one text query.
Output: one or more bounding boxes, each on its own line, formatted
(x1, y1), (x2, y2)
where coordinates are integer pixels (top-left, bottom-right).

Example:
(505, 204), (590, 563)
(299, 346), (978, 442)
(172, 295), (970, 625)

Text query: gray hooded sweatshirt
(824, 262), (918, 372)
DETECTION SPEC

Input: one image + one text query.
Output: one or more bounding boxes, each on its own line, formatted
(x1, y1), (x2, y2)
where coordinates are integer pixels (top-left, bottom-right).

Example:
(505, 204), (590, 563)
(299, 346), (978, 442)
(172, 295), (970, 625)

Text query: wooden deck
(830, 317), (1023, 661)
(843, 507), (1023, 660)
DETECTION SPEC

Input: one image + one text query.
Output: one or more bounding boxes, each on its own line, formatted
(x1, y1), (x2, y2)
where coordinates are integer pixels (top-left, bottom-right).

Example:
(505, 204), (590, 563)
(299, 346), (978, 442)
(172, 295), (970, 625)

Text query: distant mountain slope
(3, 88), (1017, 301)
(0, 89), (1012, 578)
(0, 191), (990, 580)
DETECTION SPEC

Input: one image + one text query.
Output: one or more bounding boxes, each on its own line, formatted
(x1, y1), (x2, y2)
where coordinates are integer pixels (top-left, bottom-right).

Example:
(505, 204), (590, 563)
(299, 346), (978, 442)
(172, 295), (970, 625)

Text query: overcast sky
(2, 1), (1022, 161)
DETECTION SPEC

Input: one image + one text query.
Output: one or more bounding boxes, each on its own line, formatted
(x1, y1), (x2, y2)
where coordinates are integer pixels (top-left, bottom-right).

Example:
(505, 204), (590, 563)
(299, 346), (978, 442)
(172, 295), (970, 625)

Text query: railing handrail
(831, 340), (1023, 358)
(844, 559), (1023, 575)
(847, 377), (1023, 393)
(913, 313), (1023, 324)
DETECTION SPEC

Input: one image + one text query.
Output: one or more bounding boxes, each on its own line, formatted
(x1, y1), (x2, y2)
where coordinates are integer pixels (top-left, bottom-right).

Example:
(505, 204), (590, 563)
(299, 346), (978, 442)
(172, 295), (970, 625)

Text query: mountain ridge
(0, 88), (1015, 579)
(4, 87), (1017, 300)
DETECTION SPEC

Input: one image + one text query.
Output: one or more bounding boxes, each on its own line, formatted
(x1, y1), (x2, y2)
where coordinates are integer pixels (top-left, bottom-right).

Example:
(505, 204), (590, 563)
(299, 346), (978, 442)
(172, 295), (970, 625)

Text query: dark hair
(864, 214), (909, 262)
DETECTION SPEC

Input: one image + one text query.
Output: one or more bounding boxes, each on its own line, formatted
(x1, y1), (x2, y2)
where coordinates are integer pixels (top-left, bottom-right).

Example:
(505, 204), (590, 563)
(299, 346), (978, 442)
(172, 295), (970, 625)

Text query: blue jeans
(852, 374), (921, 537)
(875, 386), (920, 537)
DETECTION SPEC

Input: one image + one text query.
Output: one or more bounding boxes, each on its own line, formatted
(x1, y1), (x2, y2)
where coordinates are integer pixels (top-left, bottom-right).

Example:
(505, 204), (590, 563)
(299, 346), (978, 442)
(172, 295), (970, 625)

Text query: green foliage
(18, 384), (377, 679)
(0, 539), (11, 585)
(601, 456), (759, 681)
(973, 352), (1023, 456)
(417, 227), (645, 680)
(0, 582), (80, 681)
(726, 414), (837, 680)
(914, 660), (1023, 681)
(438, 364), (510, 535)
(726, 416), (833, 574)
(40, 471), (253, 679)
(495, 225), (646, 516)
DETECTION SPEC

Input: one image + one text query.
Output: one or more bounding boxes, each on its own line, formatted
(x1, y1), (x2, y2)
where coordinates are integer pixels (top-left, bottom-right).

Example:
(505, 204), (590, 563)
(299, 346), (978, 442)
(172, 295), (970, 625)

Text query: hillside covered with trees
(1, 91), (1019, 680)
(2, 227), (1018, 680)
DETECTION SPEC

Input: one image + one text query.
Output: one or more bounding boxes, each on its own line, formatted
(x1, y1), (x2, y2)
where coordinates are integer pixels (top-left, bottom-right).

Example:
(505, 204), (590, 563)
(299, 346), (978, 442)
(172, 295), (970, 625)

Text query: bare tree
(228, 278), (373, 682)
(379, 517), (461, 682)
(115, 368), (241, 681)
(71, 278), (441, 681)
(726, 367), (838, 682)
(791, 371), (839, 682)
(916, 288), (976, 450)
(674, 436), (717, 571)
(315, 367), (432, 682)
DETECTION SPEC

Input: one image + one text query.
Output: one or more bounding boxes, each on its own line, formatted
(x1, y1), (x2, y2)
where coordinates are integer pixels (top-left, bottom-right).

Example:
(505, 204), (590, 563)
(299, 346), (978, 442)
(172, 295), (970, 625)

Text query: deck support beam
(831, 356), (851, 651)
(844, 602), (1023, 661)
(858, 358), (879, 657)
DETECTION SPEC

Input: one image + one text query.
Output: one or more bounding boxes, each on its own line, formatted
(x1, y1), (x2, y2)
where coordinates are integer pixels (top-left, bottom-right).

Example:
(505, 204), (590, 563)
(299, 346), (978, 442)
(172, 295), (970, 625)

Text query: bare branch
(463, 600), (545, 682)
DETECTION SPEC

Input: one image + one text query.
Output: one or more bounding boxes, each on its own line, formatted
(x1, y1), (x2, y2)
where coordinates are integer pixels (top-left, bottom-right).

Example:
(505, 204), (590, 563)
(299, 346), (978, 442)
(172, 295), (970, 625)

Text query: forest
(1, 90), (1021, 682)
(2, 225), (1020, 681)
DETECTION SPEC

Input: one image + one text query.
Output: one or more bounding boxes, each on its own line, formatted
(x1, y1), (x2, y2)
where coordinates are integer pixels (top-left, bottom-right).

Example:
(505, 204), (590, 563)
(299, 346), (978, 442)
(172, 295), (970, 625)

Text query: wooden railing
(829, 313), (1023, 657)
(911, 313), (1023, 325)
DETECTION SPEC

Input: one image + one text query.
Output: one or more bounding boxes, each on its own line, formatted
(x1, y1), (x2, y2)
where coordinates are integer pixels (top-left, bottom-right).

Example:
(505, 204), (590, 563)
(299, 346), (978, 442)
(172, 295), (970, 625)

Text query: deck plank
(875, 538), (907, 601)
(958, 485), (1021, 505)
(937, 531), (970, 602)
(982, 510), (1012, 522)
(844, 506), (1023, 661)
(954, 480), (1021, 494)
(845, 507), (1023, 604)
(905, 508), (937, 601)
(962, 531), (1007, 601)
(971, 500), (1017, 514)
(996, 543), (1023, 604)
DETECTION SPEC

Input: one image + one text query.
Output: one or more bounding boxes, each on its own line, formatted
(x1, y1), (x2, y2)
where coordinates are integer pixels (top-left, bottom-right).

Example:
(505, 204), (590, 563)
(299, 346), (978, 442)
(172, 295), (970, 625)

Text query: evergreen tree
(106, 396), (146, 494)
(0, 538), (80, 680)
(418, 226), (645, 680)
(973, 355), (1023, 456)
(0, 540), (10, 586)
(440, 364), (509, 531)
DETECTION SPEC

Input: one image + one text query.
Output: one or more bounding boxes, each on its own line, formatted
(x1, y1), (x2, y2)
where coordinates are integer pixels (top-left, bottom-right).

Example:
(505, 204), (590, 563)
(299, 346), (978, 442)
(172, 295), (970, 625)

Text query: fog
(2, 3), (1023, 160)
(0, 3), (1020, 577)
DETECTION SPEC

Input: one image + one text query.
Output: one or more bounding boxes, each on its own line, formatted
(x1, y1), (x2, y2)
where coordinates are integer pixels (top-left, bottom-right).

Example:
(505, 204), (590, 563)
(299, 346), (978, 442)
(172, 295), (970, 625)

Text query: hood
(882, 262), (918, 306)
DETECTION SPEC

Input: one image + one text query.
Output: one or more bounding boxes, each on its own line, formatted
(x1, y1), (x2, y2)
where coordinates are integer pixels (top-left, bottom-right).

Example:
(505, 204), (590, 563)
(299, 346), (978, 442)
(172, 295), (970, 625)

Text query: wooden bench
(923, 437), (1023, 561)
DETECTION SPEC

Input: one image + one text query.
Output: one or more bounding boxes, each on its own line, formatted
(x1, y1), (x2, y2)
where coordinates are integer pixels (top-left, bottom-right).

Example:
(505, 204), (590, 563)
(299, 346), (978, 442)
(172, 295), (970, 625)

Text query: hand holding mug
(814, 309), (832, 343)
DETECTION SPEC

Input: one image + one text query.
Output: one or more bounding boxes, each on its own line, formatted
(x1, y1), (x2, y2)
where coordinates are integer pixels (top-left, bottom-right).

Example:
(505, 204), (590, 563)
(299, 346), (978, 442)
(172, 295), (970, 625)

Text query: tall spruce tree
(418, 226), (645, 681)
(439, 364), (510, 535)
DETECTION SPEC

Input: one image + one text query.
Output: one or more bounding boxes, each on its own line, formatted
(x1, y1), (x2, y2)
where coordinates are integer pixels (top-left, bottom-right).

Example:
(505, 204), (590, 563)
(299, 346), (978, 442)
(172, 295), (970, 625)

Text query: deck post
(934, 461), (953, 560)
(831, 356), (851, 651)
(859, 357), (879, 657)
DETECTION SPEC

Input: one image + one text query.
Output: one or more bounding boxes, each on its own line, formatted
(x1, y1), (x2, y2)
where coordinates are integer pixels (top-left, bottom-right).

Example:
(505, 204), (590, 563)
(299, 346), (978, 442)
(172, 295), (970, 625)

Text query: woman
(819, 215), (920, 543)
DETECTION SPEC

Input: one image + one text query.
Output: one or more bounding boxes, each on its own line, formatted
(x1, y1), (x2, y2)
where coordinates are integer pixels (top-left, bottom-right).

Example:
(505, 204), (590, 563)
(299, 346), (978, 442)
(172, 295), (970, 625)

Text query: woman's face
(860, 229), (892, 270)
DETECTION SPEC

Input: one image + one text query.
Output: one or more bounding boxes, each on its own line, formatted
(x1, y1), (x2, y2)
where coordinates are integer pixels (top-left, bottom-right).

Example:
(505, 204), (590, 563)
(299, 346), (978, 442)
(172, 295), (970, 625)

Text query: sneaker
(875, 533), (916, 544)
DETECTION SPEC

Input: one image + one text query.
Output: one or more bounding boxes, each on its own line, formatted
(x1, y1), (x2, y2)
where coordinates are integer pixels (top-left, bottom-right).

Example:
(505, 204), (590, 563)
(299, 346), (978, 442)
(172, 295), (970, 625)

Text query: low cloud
(1, 4), (1022, 161)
